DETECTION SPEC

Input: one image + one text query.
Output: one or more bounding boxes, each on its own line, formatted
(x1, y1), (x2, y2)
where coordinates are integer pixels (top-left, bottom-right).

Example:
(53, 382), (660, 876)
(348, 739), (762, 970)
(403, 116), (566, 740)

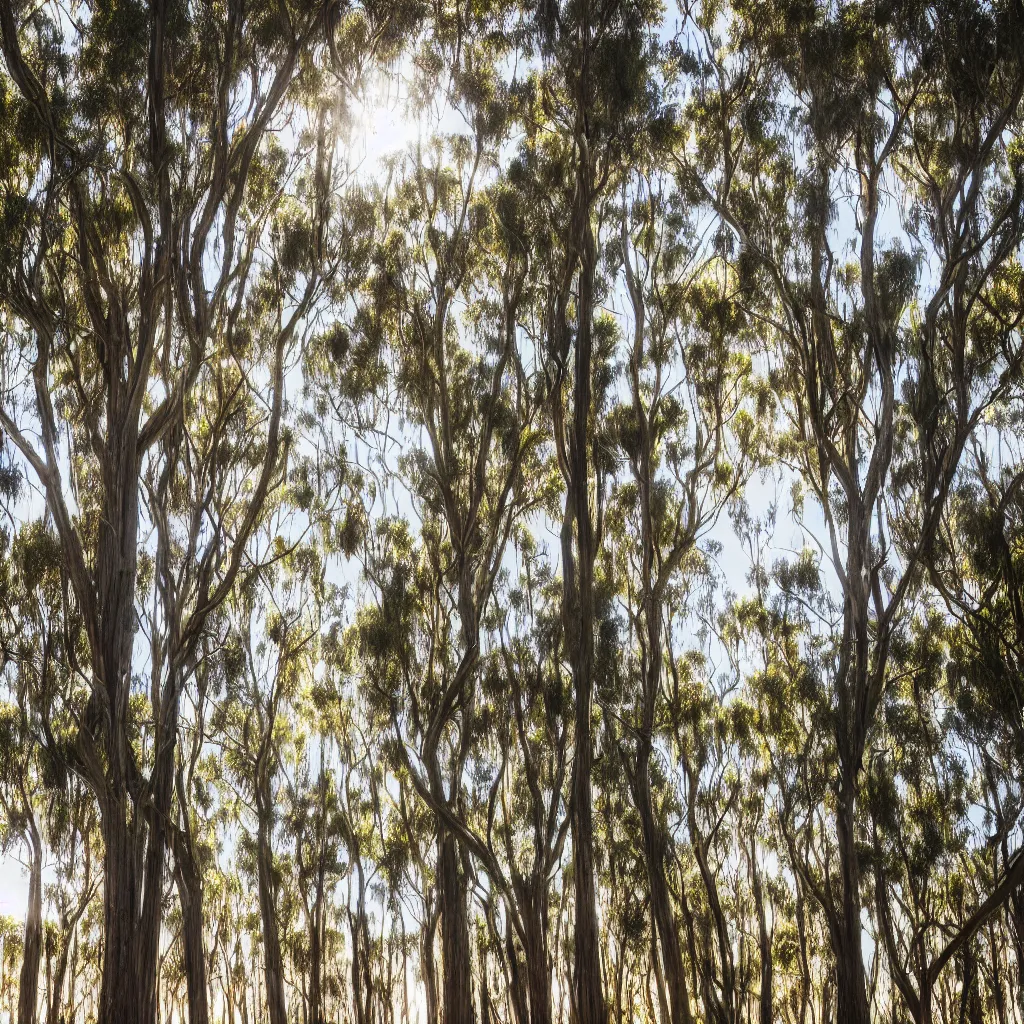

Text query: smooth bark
(17, 823), (42, 1024)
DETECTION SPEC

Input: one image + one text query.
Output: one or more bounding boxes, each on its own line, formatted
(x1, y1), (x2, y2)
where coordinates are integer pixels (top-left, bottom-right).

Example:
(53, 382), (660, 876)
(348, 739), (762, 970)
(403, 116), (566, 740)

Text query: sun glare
(347, 72), (425, 169)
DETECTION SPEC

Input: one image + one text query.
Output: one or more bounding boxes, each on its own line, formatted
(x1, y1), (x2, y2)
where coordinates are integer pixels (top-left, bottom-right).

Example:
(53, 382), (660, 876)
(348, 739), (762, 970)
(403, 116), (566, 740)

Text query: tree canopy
(0, 1), (1023, 1023)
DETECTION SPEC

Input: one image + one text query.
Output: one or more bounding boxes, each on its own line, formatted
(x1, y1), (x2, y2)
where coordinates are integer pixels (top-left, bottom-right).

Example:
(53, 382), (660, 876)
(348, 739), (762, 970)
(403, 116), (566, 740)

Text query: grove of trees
(0, 0), (1022, 1022)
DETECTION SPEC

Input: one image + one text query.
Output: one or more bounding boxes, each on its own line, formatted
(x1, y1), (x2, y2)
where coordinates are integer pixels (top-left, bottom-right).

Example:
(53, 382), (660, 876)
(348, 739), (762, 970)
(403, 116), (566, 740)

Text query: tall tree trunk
(834, 781), (869, 1024)
(18, 825), (43, 1024)
(521, 890), (552, 1024)
(172, 818), (210, 1024)
(619, 182), (696, 1024)
(635, 759), (692, 1024)
(256, 809), (287, 1024)
(91, 337), (148, 1024)
(98, 793), (143, 1024)
(565, 140), (605, 1024)
(438, 829), (475, 1024)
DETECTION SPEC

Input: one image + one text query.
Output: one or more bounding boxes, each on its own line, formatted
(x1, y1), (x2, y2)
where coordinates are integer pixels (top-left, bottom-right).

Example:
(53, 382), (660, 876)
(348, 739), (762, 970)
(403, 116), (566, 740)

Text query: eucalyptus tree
(478, 552), (573, 1024)
(726, 519), (855, 1024)
(0, 915), (23, 1021)
(0, 515), (84, 1024)
(339, 33), (556, 1008)
(881, 413), (1024, 1022)
(43, 774), (98, 1024)
(0, 699), (42, 1024)
(169, 636), (225, 1024)
(522, 3), (668, 1018)
(384, 763), (443, 1024)
(607, 165), (762, 1024)
(864, 607), (1014, 1024)
(0, 0), (422, 1017)
(678, 1), (1024, 1019)
(284, 696), (349, 1024)
(306, 692), (385, 1024)
(1, 1), (1024, 1021)
(215, 533), (336, 1024)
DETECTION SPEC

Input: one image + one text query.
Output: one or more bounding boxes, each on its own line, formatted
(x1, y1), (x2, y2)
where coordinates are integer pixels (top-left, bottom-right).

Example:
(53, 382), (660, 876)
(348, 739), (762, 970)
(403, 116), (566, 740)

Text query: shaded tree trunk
(172, 816), (210, 1024)
(438, 829), (475, 1024)
(833, 782), (869, 1024)
(18, 824), (42, 1024)
(563, 134), (605, 1024)
(98, 792), (143, 1024)
(256, 807), (287, 1024)
(521, 889), (552, 1024)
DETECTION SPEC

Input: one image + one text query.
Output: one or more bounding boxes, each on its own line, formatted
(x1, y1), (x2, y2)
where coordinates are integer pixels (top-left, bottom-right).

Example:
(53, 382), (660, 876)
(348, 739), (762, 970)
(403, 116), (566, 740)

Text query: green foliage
(0, 1), (1023, 1022)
